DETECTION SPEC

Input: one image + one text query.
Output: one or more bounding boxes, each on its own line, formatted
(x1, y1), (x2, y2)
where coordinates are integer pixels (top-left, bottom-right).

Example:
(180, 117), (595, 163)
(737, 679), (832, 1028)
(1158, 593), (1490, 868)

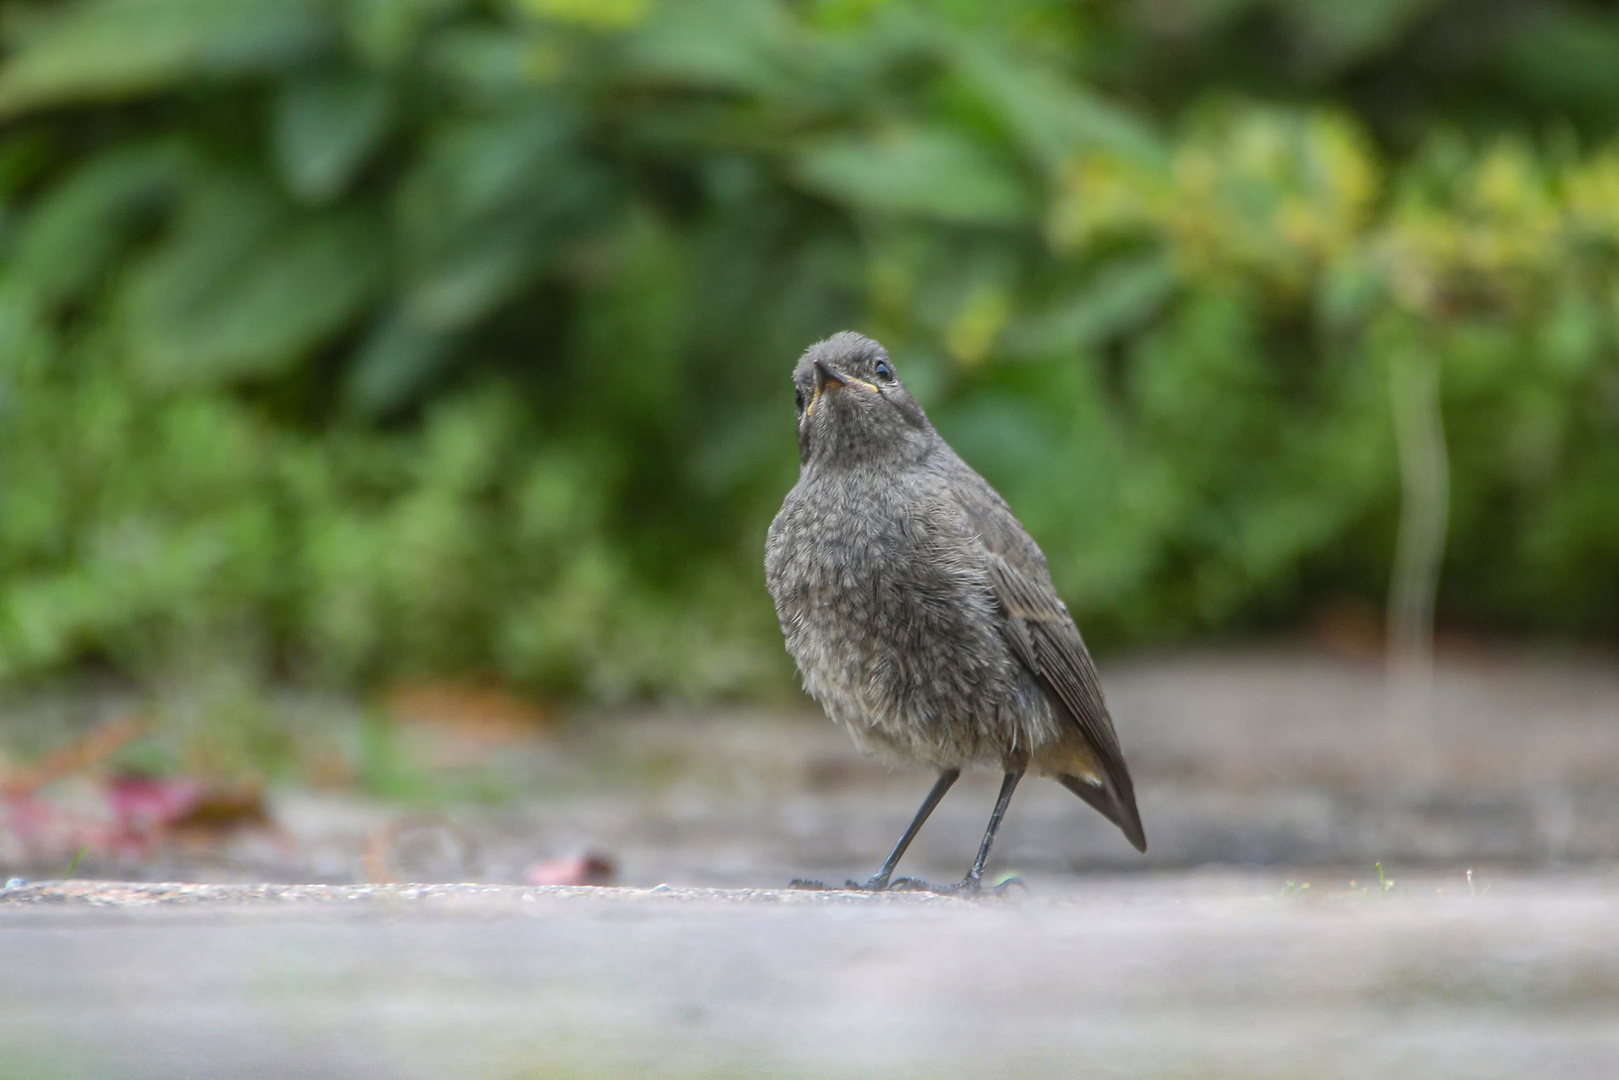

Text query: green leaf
(396, 103), (615, 331)
(2, 140), (183, 309)
(1009, 255), (1177, 355)
(426, 26), (544, 97)
(344, 0), (465, 68)
(0, 0), (332, 117)
(951, 38), (1165, 172)
(1285, 0), (1449, 72)
(1504, 8), (1619, 109)
(403, 227), (538, 331)
(519, 0), (651, 32)
(272, 68), (394, 203)
(0, 130), (57, 200)
(122, 172), (384, 386)
(625, 0), (798, 95)
(344, 307), (454, 414)
(794, 127), (1035, 225)
(401, 179), (610, 332)
(399, 102), (577, 241)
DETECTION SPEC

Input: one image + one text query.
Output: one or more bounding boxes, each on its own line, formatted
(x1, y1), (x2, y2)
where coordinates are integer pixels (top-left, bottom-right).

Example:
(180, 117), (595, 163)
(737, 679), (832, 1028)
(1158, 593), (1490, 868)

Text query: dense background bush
(1, 0), (1616, 704)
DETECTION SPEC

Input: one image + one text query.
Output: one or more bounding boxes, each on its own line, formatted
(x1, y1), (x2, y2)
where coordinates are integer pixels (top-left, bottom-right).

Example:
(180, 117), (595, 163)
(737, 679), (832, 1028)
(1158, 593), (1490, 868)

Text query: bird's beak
(813, 360), (847, 393)
(806, 360), (848, 419)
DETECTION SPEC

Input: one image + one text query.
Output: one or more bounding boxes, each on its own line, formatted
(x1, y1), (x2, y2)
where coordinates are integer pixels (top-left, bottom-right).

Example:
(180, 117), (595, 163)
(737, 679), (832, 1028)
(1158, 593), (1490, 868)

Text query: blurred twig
(1387, 348), (1449, 780)
(364, 815), (478, 884)
(0, 716), (144, 800)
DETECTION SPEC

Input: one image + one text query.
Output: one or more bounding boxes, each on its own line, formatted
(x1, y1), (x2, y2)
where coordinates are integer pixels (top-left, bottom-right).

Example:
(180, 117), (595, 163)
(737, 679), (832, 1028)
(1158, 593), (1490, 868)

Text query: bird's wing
(949, 471), (1147, 852)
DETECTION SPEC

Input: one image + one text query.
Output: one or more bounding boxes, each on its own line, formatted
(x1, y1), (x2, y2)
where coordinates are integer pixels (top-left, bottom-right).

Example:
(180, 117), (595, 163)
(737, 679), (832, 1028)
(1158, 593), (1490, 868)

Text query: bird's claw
(786, 875), (936, 893)
(790, 876), (905, 891)
(788, 873), (1025, 897)
(975, 873), (1027, 896)
(910, 873), (1026, 897)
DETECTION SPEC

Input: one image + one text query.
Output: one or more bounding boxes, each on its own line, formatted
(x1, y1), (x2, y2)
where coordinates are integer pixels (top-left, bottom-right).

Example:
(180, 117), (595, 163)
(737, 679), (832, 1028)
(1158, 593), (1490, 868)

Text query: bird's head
(792, 332), (933, 468)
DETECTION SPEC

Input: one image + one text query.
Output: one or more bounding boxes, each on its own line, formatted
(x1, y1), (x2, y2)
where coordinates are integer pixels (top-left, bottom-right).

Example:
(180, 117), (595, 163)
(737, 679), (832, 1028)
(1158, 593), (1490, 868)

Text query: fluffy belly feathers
(766, 483), (1061, 767)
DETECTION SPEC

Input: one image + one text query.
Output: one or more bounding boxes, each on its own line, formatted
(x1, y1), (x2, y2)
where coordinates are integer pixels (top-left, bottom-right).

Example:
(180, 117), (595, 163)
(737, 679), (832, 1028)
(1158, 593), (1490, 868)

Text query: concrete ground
(3, 647), (1617, 1078)
(8, 647), (1618, 887)
(3, 872), (1619, 1080)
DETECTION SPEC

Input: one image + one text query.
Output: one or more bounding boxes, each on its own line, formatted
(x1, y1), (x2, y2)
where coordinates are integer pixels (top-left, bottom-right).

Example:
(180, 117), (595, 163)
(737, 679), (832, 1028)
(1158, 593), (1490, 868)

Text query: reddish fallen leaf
(107, 775), (205, 833)
(3, 768), (277, 865)
(104, 775), (274, 857)
(169, 786), (272, 833)
(525, 852), (615, 887)
(1, 795), (104, 857)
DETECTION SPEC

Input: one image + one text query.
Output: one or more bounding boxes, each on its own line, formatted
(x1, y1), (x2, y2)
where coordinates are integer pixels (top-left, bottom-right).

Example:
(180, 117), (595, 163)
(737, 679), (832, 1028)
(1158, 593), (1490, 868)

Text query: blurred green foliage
(1, 0), (1617, 706)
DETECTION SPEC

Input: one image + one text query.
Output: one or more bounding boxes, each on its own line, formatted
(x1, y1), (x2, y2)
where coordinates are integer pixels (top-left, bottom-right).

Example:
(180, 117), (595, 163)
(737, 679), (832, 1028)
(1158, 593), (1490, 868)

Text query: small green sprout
(1337, 862), (1397, 900)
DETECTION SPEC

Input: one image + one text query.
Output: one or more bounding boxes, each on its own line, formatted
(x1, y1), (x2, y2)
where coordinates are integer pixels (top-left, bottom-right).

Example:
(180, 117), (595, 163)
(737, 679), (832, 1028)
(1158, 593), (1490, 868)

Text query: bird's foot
(785, 875), (934, 893)
(848, 873), (903, 891)
(787, 875), (906, 892)
(893, 873), (1026, 897)
(849, 873), (959, 892)
(789, 874), (1023, 896)
(848, 874), (1023, 900)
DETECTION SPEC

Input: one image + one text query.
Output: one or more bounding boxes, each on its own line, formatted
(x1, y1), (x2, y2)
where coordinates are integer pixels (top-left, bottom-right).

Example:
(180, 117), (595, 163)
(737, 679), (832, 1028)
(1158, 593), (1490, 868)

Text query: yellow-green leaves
(517, 0), (651, 32)
(3, 0), (1619, 698)
(1052, 107), (1380, 297)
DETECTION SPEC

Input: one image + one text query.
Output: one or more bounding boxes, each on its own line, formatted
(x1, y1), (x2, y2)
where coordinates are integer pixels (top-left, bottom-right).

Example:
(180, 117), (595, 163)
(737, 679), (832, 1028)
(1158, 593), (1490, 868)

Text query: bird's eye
(873, 360), (894, 382)
(794, 384), (806, 413)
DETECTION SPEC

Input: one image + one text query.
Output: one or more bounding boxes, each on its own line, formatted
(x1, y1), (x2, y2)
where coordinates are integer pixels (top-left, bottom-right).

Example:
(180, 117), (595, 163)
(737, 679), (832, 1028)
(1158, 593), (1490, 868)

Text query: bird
(764, 331), (1146, 894)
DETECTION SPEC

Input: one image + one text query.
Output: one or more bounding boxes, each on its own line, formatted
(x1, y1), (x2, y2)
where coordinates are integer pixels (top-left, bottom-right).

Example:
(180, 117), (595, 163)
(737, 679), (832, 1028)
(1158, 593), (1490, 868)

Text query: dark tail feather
(1059, 773), (1147, 853)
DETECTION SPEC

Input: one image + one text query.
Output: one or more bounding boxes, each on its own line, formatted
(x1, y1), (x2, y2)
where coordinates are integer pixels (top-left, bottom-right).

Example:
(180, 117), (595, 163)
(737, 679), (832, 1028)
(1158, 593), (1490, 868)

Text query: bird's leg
(854, 768), (959, 890)
(946, 768), (1024, 895)
(789, 769), (958, 892)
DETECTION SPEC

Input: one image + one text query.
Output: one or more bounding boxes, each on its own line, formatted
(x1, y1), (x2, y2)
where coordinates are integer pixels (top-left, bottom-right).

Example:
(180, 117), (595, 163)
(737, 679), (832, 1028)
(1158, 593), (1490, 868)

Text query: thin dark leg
(956, 768), (1023, 892)
(788, 769), (958, 892)
(858, 769), (960, 890)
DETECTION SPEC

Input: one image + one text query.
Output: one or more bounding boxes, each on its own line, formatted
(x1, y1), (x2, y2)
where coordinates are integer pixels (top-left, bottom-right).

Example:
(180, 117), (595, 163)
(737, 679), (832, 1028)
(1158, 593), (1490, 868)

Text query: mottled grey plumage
(765, 332), (1145, 892)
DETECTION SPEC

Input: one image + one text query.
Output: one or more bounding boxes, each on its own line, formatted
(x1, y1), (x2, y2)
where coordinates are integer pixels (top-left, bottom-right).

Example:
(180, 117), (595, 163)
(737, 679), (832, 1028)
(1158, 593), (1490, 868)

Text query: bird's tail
(1059, 772), (1147, 853)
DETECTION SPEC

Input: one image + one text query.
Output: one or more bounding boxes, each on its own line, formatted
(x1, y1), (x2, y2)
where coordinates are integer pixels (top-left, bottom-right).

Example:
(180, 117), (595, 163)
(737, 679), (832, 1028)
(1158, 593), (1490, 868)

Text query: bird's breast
(765, 470), (1049, 766)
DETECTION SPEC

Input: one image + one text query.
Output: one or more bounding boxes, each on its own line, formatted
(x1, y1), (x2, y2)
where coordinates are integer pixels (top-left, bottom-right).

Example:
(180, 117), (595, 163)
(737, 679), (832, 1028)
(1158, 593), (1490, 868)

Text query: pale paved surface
(9, 648), (1617, 887)
(3, 649), (1618, 1079)
(4, 874), (1619, 1079)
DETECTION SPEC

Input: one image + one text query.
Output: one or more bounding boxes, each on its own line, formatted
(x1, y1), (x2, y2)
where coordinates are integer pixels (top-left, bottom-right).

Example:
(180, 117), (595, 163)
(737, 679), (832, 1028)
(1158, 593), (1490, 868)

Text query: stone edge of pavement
(0, 880), (967, 907)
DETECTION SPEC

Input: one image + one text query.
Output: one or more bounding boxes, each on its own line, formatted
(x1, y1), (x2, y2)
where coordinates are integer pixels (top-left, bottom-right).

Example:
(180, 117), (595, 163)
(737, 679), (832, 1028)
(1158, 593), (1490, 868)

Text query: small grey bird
(765, 332), (1146, 894)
